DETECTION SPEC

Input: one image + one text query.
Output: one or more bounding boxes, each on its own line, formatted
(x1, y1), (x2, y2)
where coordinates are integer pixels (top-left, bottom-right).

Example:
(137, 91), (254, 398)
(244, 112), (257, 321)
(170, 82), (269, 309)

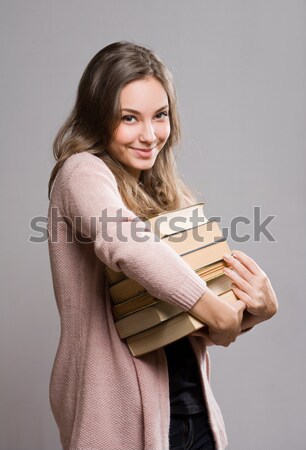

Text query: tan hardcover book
(196, 260), (226, 282)
(115, 302), (184, 339)
(105, 267), (126, 285)
(147, 202), (207, 238)
(126, 313), (205, 357)
(110, 278), (147, 304)
(163, 220), (223, 254)
(112, 293), (159, 320)
(206, 273), (233, 296)
(181, 238), (230, 271)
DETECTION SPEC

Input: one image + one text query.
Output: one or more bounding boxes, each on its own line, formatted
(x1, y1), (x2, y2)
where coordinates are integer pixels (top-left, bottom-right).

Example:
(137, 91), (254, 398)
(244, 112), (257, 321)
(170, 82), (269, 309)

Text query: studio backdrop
(0, 1), (305, 449)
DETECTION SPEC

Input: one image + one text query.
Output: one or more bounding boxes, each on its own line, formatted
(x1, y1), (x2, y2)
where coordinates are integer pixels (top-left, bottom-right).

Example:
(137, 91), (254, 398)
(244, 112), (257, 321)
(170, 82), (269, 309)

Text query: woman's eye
(155, 111), (169, 119)
(122, 115), (137, 123)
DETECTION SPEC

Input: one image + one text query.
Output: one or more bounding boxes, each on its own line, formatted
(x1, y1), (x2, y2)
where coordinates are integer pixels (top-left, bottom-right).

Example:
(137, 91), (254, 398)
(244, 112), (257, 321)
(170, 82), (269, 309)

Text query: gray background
(1, 1), (305, 449)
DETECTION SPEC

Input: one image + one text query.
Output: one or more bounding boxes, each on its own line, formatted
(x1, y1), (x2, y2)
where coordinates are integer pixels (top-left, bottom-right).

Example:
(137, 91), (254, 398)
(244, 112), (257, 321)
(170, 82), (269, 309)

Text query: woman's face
(108, 76), (171, 178)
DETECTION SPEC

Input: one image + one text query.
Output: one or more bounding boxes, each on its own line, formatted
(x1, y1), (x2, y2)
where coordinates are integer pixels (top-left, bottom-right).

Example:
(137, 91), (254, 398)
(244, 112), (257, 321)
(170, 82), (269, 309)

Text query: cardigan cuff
(167, 272), (207, 311)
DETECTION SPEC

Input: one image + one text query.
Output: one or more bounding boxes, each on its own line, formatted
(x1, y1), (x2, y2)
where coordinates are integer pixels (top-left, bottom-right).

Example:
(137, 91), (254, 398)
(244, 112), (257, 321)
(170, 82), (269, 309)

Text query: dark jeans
(169, 412), (216, 450)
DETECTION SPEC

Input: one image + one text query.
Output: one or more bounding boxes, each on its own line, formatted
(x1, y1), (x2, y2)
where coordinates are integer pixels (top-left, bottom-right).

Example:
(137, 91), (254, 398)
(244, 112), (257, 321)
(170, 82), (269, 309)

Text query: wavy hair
(48, 41), (198, 220)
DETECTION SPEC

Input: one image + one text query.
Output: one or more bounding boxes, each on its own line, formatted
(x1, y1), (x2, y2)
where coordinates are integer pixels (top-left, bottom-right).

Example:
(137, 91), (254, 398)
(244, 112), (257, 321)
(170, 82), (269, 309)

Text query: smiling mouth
(131, 147), (156, 152)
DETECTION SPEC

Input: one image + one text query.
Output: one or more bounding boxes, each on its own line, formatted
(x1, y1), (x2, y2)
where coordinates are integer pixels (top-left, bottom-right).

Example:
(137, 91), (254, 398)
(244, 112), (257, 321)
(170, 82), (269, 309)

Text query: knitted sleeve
(60, 152), (207, 311)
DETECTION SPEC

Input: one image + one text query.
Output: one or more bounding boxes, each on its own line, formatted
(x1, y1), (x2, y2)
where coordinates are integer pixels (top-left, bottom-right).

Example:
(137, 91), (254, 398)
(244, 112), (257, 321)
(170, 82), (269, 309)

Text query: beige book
(196, 260), (226, 282)
(206, 273), (232, 295)
(112, 293), (159, 320)
(115, 302), (184, 339)
(147, 202), (207, 238)
(163, 220), (223, 254)
(181, 238), (230, 271)
(110, 278), (146, 304)
(105, 267), (126, 285)
(126, 313), (205, 357)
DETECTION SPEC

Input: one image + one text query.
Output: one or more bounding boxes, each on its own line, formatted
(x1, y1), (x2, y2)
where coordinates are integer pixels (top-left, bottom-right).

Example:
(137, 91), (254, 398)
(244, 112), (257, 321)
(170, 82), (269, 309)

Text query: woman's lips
(130, 147), (156, 158)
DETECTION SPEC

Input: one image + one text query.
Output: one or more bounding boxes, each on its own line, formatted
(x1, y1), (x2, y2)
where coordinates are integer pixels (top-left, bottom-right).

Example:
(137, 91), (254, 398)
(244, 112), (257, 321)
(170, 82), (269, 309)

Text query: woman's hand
(223, 250), (278, 321)
(206, 299), (245, 347)
(190, 287), (246, 347)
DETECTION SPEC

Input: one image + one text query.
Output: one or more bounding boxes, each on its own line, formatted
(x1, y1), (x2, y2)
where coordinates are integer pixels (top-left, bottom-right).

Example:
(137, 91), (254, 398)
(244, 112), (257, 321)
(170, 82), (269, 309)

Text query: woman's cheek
(160, 122), (171, 142)
(116, 124), (137, 145)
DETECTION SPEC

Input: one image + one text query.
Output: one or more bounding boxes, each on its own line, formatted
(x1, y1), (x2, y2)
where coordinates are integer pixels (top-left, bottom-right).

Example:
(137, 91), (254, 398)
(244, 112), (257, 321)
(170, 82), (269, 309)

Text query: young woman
(47, 41), (278, 450)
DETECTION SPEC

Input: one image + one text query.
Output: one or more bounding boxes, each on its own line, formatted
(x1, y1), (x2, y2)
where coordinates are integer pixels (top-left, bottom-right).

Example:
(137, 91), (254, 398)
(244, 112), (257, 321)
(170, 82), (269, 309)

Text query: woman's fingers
(223, 252), (253, 283)
(222, 250), (278, 320)
(223, 265), (252, 293)
(230, 250), (262, 276)
(231, 284), (253, 307)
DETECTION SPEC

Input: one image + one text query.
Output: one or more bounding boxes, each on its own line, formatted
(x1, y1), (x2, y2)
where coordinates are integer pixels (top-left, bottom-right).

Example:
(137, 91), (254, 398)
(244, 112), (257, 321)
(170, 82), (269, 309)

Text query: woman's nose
(139, 121), (156, 144)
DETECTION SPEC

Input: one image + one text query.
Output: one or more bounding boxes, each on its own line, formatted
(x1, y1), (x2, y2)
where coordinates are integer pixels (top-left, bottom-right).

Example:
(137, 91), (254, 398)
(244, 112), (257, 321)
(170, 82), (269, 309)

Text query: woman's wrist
(190, 287), (245, 331)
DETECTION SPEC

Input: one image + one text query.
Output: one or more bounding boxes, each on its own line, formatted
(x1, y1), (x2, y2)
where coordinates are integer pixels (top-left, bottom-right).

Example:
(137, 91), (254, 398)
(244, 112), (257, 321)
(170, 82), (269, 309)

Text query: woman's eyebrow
(121, 105), (169, 114)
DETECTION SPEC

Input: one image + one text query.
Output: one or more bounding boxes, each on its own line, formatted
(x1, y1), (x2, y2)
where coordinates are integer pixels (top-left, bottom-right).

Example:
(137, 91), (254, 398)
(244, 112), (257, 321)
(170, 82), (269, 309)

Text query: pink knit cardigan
(47, 152), (228, 450)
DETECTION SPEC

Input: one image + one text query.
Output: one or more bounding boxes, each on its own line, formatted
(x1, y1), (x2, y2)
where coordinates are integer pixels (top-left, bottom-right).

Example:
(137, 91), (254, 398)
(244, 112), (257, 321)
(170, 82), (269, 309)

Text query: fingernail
(223, 253), (231, 260)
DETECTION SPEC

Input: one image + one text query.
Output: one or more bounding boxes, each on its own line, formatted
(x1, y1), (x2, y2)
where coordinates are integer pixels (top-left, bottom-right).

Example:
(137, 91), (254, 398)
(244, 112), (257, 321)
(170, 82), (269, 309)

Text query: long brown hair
(48, 41), (198, 220)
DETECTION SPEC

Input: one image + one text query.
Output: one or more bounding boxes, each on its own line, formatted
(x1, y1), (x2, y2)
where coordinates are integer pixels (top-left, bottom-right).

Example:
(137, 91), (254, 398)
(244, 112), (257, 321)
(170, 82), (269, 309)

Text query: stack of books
(105, 203), (237, 357)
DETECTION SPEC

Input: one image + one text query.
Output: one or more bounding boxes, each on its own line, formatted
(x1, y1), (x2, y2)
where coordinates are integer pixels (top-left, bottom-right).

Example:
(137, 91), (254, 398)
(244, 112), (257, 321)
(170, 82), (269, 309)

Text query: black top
(164, 336), (207, 415)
